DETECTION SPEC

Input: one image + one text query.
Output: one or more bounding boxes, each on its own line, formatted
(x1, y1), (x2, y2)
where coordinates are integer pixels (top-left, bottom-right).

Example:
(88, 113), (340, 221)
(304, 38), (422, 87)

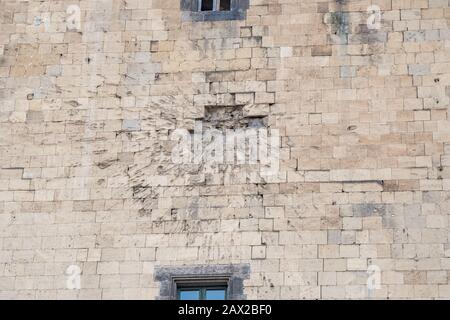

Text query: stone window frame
(181, 0), (249, 22)
(176, 279), (229, 300)
(154, 264), (250, 300)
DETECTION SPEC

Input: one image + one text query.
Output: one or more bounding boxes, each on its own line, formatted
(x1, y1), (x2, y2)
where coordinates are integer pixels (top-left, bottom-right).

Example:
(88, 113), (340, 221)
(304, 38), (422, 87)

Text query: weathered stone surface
(0, 0), (449, 300)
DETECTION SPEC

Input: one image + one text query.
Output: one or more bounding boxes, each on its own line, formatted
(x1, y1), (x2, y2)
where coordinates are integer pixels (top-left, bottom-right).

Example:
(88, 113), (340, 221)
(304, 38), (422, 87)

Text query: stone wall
(0, 0), (450, 299)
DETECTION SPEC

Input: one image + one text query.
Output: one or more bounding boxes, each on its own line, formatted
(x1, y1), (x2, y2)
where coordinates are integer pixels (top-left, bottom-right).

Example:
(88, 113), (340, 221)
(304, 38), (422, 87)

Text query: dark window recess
(181, 0), (249, 22)
(199, 0), (231, 12)
(201, 0), (213, 11)
(220, 0), (231, 11)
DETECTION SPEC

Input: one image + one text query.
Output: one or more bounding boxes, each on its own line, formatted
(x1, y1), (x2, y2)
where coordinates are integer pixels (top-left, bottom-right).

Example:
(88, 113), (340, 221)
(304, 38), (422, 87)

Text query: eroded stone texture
(0, 0), (450, 300)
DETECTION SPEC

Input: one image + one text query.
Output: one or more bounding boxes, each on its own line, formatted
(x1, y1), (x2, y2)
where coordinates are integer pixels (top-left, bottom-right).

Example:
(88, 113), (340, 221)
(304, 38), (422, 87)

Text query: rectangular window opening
(199, 0), (231, 12)
(175, 278), (229, 300)
(220, 0), (231, 11)
(200, 0), (214, 11)
(177, 286), (227, 300)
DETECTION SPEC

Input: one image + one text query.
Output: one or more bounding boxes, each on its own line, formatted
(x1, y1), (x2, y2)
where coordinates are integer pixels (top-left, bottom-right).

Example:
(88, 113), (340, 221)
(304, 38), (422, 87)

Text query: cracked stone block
(203, 105), (268, 130)
(242, 104), (269, 117)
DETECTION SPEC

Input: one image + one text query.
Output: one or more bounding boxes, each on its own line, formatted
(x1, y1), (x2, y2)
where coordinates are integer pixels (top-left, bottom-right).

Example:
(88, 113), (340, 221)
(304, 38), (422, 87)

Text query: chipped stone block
(242, 104), (269, 117)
